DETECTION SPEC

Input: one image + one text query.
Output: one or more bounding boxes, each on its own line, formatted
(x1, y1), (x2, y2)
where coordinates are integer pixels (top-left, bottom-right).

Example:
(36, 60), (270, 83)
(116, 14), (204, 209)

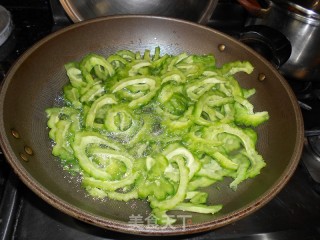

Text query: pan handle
(238, 25), (291, 69)
(197, 0), (219, 25)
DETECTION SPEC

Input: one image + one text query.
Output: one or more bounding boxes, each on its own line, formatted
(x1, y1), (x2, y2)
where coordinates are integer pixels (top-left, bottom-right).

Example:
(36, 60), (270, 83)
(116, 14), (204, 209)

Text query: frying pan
(0, 16), (304, 235)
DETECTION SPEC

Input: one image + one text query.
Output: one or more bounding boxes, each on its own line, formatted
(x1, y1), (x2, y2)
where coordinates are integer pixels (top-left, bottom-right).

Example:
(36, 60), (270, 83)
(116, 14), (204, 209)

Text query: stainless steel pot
(238, 0), (320, 81)
(59, 0), (218, 25)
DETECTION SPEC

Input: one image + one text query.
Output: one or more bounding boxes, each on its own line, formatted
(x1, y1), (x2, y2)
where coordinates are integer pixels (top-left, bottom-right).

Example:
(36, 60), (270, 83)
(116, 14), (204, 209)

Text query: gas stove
(0, 1), (319, 239)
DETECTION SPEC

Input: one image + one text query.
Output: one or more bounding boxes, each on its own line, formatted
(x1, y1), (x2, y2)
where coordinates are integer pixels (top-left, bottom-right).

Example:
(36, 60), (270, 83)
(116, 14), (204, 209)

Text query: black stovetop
(0, 1), (319, 239)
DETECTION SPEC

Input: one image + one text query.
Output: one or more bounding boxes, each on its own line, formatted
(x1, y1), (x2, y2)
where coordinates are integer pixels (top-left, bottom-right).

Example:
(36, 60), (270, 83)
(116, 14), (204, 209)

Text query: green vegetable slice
(205, 124), (266, 177)
(85, 94), (117, 128)
(149, 157), (189, 210)
(173, 203), (222, 214)
(72, 131), (125, 180)
(111, 75), (161, 109)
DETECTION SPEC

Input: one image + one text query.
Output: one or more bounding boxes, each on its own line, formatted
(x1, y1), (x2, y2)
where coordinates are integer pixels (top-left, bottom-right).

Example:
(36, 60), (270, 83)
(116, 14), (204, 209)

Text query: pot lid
(274, 0), (320, 19)
(0, 5), (13, 47)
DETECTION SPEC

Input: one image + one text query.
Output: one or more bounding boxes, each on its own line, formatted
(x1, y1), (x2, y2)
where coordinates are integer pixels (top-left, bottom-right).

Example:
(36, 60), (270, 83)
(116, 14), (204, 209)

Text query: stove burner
(288, 80), (320, 101)
(308, 134), (320, 158)
(302, 136), (320, 185)
(0, 5), (13, 47)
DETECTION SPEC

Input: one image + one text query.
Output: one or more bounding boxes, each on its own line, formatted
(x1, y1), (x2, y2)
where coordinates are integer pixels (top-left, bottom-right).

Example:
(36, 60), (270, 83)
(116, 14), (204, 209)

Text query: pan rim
(0, 15), (304, 235)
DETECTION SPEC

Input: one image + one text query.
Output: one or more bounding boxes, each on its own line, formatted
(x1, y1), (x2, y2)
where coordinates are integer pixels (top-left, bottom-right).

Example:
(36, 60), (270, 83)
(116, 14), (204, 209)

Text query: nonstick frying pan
(0, 16), (304, 235)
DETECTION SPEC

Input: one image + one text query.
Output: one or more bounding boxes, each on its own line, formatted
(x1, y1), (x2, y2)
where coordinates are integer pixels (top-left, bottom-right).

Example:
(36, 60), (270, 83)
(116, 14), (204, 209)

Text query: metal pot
(59, 0), (218, 25)
(238, 0), (320, 81)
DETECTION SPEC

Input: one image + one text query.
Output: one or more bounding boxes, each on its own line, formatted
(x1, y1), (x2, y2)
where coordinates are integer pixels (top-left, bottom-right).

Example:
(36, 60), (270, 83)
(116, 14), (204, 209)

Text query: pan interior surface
(0, 16), (303, 235)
